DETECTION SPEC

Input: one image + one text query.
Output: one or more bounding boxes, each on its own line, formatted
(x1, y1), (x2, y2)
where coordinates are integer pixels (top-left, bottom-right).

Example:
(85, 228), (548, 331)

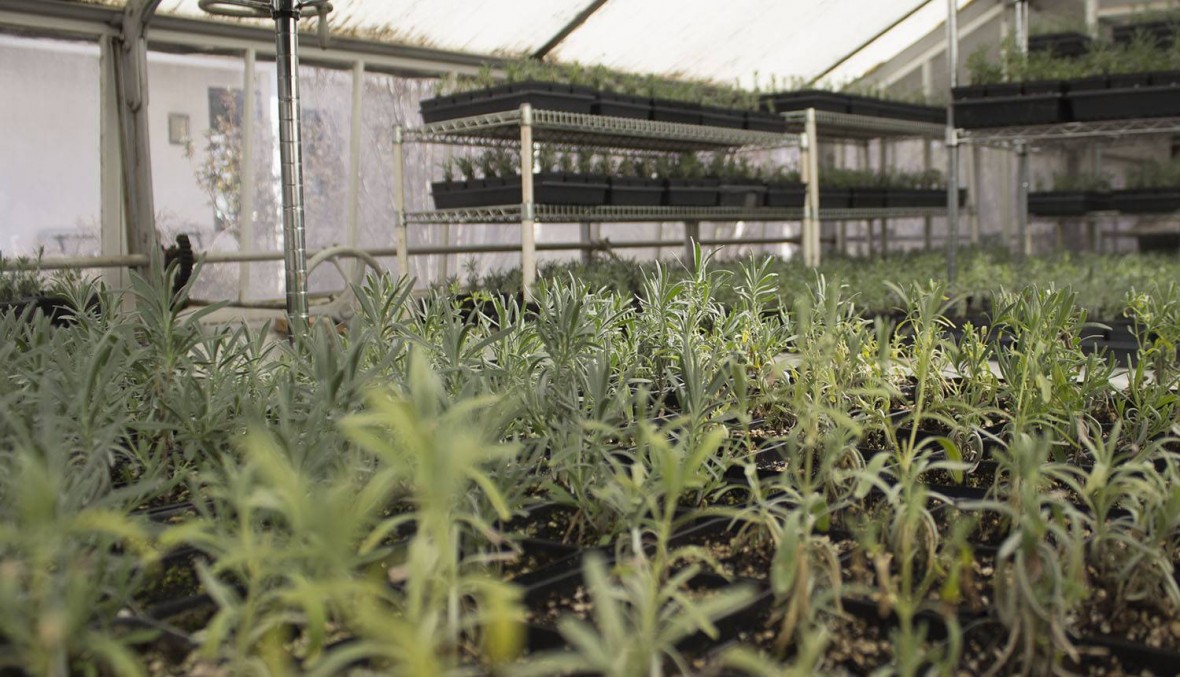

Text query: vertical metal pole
(861, 141), (874, 258)
(946, 0), (961, 282)
(580, 222), (594, 264)
(803, 107), (821, 266)
(1084, 0), (1099, 37)
(347, 60), (364, 252)
(1017, 143), (1030, 256)
(1014, 0), (1030, 257)
(239, 48), (256, 302)
(273, 0), (309, 328)
(969, 143), (982, 244)
(392, 127), (409, 278)
(520, 104), (536, 300)
(99, 36), (127, 295)
(684, 221), (701, 266)
(923, 137), (933, 251)
(878, 140), (889, 258)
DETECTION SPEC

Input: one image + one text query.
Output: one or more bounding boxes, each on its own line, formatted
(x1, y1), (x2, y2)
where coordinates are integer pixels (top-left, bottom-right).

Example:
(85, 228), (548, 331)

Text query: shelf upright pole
(1014, 0), (1031, 257)
(803, 107), (822, 267)
(392, 126), (409, 279)
(879, 140), (889, 258)
(1017, 143), (1030, 256)
(240, 48), (256, 303)
(520, 103), (537, 301)
(684, 221), (701, 268)
(273, 0), (311, 330)
(923, 137), (934, 251)
(946, 0), (961, 282)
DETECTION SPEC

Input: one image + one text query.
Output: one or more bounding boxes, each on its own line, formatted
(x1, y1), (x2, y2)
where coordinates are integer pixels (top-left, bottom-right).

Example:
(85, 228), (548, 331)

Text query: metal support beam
(532, 0), (610, 59)
(114, 0), (164, 276)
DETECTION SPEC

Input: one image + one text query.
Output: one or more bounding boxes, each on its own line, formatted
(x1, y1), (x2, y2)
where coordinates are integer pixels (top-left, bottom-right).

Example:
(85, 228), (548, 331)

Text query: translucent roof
(80, 0), (968, 86)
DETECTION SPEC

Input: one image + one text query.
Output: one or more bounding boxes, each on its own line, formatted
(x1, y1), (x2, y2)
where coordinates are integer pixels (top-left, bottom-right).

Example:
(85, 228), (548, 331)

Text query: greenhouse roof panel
(70, 0), (967, 85)
(154, 0), (596, 54)
(548, 0), (932, 88)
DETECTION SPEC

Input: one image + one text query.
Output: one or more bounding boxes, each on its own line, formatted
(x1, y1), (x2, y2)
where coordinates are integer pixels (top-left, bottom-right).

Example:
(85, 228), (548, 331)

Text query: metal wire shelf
(781, 110), (946, 140)
(406, 109), (799, 151)
(403, 204), (948, 225)
(404, 204), (807, 224)
(958, 117), (1180, 147)
(820, 207), (949, 220)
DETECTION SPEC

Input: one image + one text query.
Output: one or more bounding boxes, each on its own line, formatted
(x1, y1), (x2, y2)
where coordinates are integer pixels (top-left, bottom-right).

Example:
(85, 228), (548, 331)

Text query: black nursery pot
(608, 176), (664, 206)
(419, 80), (596, 123)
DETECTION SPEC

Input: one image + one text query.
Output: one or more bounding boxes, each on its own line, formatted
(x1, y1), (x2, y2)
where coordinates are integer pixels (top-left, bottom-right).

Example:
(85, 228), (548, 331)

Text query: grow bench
(393, 106), (815, 300)
(779, 109), (956, 258)
(956, 116), (1180, 256)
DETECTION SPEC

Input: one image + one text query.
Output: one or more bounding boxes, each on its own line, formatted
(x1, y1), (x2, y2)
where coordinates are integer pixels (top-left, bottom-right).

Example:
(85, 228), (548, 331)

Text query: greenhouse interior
(8, 0), (1180, 674)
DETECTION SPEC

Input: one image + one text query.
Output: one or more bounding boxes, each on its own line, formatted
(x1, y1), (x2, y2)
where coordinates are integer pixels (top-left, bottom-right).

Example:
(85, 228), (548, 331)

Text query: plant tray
(744, 110), (788, 133)
(759, 89), (851, 114)
(1070, 84), (1180, 121)
(608, 176), (664, 206)
(1110, 188), (1180, 214)
(699, 105), (746, 129)
(592, 91), (652, 120)
(1028, 31), (1092, 59)
(1028, 190), (1111, 215)
(1113, 20), (1176, 48)
(664, 178), (720, 206)
(764, 182), (806, 208)
(419, 81), (596, 123)
(651, 98), (702, 125)
(430, 174), (609, 209)
(717, 180), (769, 208)
(885, 188), (949, 208)
(954, 92), (1066, 128)
(850, 187), (888, 208)
(819, 187), (853, 209)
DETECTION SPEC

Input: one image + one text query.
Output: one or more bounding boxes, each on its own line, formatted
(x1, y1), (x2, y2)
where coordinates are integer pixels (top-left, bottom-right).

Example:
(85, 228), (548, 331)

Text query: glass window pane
(0, 35), (101, 260)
